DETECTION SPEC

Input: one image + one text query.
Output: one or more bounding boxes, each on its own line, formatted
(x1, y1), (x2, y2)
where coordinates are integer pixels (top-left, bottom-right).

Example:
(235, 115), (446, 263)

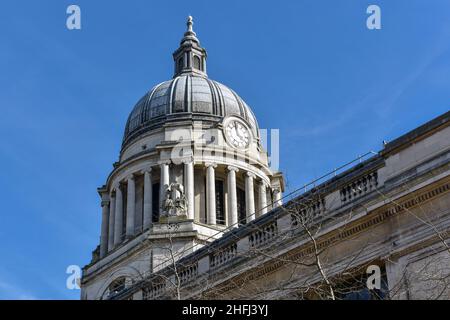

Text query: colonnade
(98, 161), (280, 258)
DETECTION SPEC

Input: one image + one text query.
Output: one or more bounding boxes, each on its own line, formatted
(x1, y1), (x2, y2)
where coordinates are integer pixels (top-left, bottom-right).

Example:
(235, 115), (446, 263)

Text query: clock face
(225, 118), (251, 149)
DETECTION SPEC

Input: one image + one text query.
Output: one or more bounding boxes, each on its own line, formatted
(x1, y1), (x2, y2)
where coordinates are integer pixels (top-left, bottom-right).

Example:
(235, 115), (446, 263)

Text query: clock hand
(230, 126), (239, 142)
(235, 124), (244, 140)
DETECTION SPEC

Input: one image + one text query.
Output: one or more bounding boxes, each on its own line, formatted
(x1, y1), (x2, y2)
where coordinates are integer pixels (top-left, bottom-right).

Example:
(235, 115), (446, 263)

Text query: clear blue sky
(0, 0), (449, 299)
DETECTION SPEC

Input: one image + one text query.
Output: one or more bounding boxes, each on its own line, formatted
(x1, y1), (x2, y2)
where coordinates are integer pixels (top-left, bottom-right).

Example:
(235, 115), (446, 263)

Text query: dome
(121, 16), (260, 150)
(122, 75), (259, 148)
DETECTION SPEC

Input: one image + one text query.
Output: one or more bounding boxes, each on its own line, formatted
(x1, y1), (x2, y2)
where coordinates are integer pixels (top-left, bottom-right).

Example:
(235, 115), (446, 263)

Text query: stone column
(273, 188), (282, 208)
(183, 159), (194, 220)
(206, 163), (217, 225)
(100, 200), (110, 258)
(245, 172), (255, 223)
(114, 185), (123, 246)
(258, 181), (268, 216)
(126, 175), (136, 238)
(142, 169), (152, 230)
(159, 161), (170, 216)
(227, 166), (239, 227)
(108, 192), (115, 252)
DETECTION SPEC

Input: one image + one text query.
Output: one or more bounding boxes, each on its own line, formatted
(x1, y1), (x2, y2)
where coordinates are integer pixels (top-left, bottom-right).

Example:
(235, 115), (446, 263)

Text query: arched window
(193, 55), (201, 70)
(178, 58), (184, 73)
(108, 277), (126, 296)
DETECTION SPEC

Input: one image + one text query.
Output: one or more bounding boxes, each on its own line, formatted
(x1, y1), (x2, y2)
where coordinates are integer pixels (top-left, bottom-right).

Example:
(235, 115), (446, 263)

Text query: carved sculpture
(161, 182), (188, 218)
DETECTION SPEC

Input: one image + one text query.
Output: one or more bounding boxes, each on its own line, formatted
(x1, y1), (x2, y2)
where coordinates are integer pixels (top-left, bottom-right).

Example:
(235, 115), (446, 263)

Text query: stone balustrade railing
(249, 221), (278, 249)
(339, 171), (378, 203)
(143, 282), (166, 300)
(179, 262), (198, 285)
(210, 243), (238, 269)
(290, 197), (326, 227)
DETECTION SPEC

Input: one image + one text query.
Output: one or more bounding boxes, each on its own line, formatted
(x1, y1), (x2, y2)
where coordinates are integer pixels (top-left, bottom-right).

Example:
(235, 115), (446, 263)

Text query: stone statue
(161, 182), (188, 218)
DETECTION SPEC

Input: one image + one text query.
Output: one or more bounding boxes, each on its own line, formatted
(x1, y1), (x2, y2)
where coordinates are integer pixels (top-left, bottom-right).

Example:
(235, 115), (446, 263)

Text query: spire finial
(173, 16), (207, 78)
(187, 15), (194, 33)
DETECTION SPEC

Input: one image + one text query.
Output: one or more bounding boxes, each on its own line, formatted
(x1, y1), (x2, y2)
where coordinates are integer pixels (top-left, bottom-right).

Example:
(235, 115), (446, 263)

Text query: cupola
(172, 16), (207, 77)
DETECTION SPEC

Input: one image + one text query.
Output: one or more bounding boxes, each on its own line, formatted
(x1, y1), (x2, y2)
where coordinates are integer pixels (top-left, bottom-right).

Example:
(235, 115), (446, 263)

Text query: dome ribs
(207, 79), (222, 117)
(143, 82), (164, 123)
(122, 76), (259, 150)
(212, 81), (227, 118)
(168, 76), (180, 114)
(191, 76), (213, 114)
(172, 75), (187, 113)
(229, 88), (248, 121)
(185, 75), (191, 113)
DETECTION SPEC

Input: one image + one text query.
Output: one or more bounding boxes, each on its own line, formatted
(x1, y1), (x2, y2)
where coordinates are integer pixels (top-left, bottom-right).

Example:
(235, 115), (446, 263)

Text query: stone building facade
(81, 17), (450, 300)
(81, 17), (284, 300)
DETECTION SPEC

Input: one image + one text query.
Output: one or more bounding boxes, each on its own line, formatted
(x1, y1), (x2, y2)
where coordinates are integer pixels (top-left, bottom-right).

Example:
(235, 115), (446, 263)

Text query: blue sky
(0, 0), (449, 299)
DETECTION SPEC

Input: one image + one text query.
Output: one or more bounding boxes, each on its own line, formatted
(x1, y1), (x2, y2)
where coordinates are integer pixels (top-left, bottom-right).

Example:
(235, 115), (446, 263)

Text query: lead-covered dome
(121, 16), (260, 149)
(123, 75), (259, 147)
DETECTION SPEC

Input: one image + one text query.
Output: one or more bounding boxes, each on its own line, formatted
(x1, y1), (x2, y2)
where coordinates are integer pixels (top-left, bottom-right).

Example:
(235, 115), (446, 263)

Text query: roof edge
(380, 111), (450, 157)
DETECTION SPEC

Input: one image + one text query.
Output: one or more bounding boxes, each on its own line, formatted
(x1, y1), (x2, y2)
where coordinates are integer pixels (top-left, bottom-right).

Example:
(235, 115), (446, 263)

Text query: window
(215, 180), (225, 225)
(108, 277), (126, 296)
(237, 188), (246, 226)
(193, 55), (201, 70)
(178, 58), (184, 73)
(152, 182), (160, 222)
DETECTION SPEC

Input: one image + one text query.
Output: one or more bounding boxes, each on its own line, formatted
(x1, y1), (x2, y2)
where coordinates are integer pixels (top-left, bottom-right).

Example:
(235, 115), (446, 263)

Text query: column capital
(126, 174), (135, 181)
(181, 156), (194, 164)
(246, 171), (256, 179)
(273, 187), (281, 194)
(98, 191), (110, 201)
(141, 166), (153, 174)
(115, 183), (123, 193)
(260, 180), (269, 188)
(113, 179), (124, 189)
(97, 185), (108, 196)
(205, 162), (217, 169)
(227, 165), (239, 173)
(158, 159), (172, 166)
(101, 200), (110, 207)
